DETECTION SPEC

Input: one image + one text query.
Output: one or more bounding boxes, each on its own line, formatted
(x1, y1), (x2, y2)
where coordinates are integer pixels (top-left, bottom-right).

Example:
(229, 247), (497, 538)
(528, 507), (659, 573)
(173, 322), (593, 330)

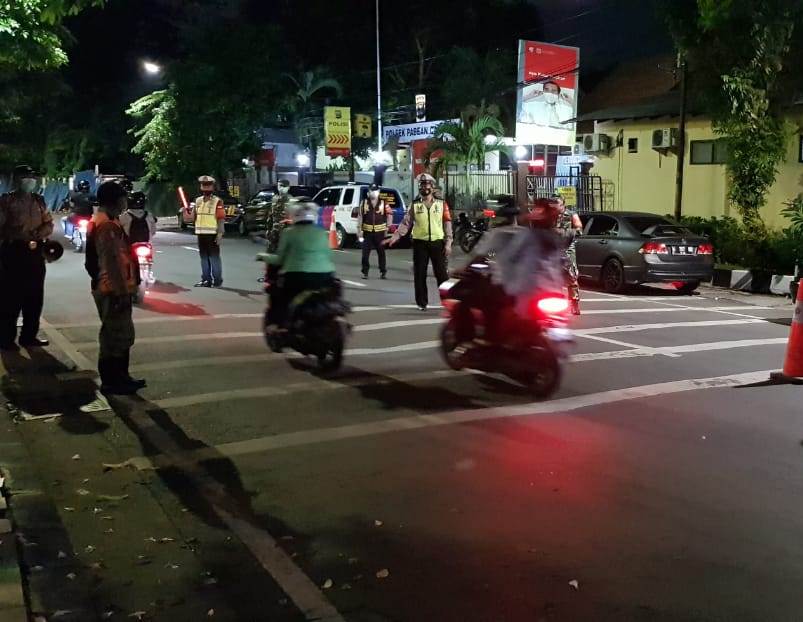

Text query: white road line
(582, 305), (772, 315)
(39, 319), (95, 370)
(575, 319), (766, 335)
(132, 369), (775, 466)
(181, 246), (199, 252)
(576, 334), (682, 357)
(341, 279), (367, 288)
(571, 338), (787, 362)
(353, 318), (443, 332)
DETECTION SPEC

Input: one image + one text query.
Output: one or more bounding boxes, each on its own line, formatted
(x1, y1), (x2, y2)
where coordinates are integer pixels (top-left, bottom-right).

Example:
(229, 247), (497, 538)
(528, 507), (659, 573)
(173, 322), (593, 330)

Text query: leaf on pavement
(569, 579), (579, 590)
(66, 572), (76, 580)
(102, 459), (139, 472)
(128, 612), (147, 620)
(159, 537), (175, 544)
(63, 507), (75, 512)
(97, 494), (129, 502)
(376, 568), (390, 579)
(374, 520), (383, 527)
(85, 545), (96, 554)
(322, 578), (333, 589)
(58, 550), (67, 559)
(53, 611), (74, 618)
(76, 488), (90, 496)
(207, 609), (215, 617)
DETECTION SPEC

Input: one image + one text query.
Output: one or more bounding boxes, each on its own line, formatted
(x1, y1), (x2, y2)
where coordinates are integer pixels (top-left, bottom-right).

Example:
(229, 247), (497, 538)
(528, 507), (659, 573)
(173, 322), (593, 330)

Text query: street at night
(2, 221), (801, 621)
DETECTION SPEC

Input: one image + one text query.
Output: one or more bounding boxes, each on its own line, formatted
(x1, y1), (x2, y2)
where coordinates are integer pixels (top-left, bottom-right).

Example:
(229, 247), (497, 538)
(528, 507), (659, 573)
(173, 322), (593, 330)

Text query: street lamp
(296, 153), (310, 168)
(515, 145), (528, 160)
(143, 61), (161, 75)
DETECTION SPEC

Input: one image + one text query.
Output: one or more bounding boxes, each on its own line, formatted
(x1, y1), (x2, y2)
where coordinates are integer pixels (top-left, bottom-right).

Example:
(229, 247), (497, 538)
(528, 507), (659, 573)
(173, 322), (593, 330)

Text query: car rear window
(625, 216), (691, 237)
(359, 187), (403, 211)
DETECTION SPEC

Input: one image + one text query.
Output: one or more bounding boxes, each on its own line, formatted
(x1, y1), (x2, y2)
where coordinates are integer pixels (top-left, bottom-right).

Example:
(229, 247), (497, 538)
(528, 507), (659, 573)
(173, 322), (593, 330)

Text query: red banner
(412, 139), (443, 178)
(522, 41), (578, 90)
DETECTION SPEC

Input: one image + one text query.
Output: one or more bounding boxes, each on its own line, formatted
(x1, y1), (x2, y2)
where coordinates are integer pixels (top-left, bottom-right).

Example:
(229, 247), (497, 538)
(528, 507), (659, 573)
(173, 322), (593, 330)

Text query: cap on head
(97, 181), (127, 207)
(278, 179), (290, 188)
(416, 173), (436, 185)
(198, 175), (216, 185)
(13, 165), (37, 179)
(368, 183), (380, 191)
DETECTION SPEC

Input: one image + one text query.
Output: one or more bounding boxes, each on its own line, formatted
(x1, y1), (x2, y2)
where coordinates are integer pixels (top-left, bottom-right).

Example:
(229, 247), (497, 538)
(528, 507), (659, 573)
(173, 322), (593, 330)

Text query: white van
(312, 183), (406, 249)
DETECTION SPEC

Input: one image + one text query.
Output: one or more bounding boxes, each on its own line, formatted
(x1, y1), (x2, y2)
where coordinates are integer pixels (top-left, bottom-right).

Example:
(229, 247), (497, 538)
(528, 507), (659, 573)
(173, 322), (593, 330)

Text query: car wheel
(238, 218), (247, 237)
(601, 258), (626, 294)
(674, 280), (701, 295)
(336, 224), (348, 249)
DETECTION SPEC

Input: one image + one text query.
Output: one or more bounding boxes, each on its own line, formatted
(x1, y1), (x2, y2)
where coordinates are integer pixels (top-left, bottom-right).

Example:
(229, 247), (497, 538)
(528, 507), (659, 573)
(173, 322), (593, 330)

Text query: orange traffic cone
(328, 216), (338, 249)
(774, 281), (803, 381)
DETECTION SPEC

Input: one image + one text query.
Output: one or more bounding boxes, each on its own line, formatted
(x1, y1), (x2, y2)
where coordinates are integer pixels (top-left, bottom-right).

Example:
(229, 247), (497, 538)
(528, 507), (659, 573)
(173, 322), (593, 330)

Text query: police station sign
(382, 120), (457, 145)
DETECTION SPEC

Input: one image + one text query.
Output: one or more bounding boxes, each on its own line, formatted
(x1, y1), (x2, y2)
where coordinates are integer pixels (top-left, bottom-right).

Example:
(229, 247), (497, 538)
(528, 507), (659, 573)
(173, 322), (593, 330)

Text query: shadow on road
(580, 280), (699, 297)
(215, 286), (264, 300)
(148, 280), (190, 294)
(137, 297), (208, 316)
(0, 348), (108, 435)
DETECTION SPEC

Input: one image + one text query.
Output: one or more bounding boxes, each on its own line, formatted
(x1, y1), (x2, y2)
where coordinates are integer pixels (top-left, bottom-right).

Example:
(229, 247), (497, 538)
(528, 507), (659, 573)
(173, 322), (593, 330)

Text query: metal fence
(525, 175), (607, 212)
(444, 171), (515, 213)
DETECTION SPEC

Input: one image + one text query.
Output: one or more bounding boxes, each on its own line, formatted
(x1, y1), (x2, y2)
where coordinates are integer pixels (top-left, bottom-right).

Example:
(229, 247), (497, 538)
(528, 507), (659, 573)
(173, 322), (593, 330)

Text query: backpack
(128, 211), (150, 243)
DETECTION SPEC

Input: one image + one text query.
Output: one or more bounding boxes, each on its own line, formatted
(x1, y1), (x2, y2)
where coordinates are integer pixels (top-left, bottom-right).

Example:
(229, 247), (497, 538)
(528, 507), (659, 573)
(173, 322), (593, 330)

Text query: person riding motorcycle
(456, 195), (565, 343)
(70, 180), (94, 217)
(257, 201), (336, 330)
(119, 191), (156, 245)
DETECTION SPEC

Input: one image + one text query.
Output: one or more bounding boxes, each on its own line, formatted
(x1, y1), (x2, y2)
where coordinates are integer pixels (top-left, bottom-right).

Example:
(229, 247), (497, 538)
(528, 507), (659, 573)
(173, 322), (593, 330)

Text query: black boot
(120, 351), (146, 389)
(99, 357), (137, 395)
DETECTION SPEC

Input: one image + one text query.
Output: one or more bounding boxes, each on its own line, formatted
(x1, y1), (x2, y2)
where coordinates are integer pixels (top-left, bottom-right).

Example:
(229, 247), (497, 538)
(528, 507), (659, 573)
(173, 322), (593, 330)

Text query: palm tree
(426, 111), (505, 206)
(284, 69), (343, 170)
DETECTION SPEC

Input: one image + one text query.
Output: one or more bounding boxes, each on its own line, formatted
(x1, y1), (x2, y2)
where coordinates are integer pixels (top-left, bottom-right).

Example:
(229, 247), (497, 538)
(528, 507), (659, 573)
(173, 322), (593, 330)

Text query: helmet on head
(291, 201), (319, 224)
(198, 175), (216, 185)
(13, 164), (38, 179)
(528, 197), (560, 229)
(76, 180), (91, 193)
(416, 173), (436, 185)
(129, 191), (147, 209)
(120, 178), (134, 193)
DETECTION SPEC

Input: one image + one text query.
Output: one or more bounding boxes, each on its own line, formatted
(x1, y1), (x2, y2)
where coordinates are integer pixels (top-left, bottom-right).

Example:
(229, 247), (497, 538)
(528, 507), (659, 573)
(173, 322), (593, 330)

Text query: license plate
(672, 246), (697, 255)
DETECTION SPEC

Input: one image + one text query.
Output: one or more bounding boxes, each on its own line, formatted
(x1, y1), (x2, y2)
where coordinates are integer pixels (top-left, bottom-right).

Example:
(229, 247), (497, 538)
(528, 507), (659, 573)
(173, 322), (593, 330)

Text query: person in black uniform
(358, 184), (392, 279)
(0, 165), (54, 351)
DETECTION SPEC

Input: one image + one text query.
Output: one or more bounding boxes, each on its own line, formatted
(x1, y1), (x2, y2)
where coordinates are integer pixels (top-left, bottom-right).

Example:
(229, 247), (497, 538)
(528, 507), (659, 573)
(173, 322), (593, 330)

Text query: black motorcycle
(459, 211), (493, 253)
(438, 261), (574, 398)
(264, 279), (352, 372)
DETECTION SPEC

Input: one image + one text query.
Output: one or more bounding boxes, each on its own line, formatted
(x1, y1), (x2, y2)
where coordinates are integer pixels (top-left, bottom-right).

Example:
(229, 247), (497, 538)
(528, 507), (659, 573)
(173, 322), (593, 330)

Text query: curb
(712, 268), (795, 296)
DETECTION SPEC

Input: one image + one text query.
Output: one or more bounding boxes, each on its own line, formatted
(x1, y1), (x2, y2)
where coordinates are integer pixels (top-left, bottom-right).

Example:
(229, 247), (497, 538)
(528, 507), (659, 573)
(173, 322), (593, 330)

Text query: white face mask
(368, 191), (379, 201)
(544, 92), (559, 105)
(278, 186), (289, 195)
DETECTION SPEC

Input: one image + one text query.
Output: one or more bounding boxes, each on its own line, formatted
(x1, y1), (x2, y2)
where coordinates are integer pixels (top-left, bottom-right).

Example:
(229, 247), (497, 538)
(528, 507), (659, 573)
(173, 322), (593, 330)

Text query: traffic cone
(328, 217), (338, 249)
(773, 281), (803, 382)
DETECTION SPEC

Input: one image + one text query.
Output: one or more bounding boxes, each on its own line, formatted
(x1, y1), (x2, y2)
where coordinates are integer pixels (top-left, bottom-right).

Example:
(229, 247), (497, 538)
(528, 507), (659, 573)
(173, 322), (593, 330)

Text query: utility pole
(674, 52), (687, 221)
(375, 0), (382, 154)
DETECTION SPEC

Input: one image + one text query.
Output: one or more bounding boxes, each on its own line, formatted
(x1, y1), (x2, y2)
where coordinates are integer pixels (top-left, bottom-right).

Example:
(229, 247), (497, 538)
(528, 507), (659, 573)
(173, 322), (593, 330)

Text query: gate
(524, 174), (606, 212)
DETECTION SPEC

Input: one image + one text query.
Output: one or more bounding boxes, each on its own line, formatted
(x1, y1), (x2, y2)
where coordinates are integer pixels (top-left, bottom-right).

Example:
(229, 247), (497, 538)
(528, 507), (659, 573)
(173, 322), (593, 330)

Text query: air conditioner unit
(573, 140), (585, 156)
(652, 128), (679, 150)
(582, 133), (610, 154)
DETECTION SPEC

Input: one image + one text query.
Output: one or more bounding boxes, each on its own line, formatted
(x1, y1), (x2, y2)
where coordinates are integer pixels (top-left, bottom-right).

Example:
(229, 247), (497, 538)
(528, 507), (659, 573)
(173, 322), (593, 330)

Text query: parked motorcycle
(131, 242), (154, 303)
(62, 214), (91, 253)
(438, 261), (574, 398)
(264, 278), (352, 372)
(459, 210), (493, 253)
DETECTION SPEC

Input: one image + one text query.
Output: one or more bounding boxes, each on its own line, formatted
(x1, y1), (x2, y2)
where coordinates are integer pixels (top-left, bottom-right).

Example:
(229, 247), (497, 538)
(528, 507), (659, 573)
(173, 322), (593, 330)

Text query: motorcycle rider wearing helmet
(257, 201), (336, 329)
(552, 193), (583, 315)
(386, 173), (452, 311)
(457, 195), (565, 343)
(0, 165), (54, 350)
(358, 183), (391, 279)
(70, 179), (94, 218)
(192, 175), (225, 287)
(119, 191), (156, 245)
(84, 181), (145, 394)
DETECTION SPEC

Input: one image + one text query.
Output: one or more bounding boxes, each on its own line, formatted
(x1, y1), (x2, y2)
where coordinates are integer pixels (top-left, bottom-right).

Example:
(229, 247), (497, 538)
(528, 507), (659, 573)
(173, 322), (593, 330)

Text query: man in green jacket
(258, 202), (335, 328)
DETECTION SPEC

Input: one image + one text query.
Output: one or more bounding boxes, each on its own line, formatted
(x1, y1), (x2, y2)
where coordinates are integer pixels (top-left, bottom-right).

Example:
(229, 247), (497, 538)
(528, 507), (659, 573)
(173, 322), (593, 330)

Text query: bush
(675, 214), (799, 275)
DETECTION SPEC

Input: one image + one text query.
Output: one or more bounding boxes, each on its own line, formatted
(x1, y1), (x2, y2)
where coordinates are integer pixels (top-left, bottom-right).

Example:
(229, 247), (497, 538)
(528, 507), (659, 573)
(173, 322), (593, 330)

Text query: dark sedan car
(242, 185), (320, 233)
(576, 212), (714, 294)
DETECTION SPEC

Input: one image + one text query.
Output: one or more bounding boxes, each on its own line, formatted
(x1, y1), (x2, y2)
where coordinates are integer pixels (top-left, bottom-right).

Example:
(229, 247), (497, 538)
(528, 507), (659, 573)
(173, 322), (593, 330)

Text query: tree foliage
(663, 0), (802, 234)
(427, 110), (505, 179)
(0, 0), (104, 70)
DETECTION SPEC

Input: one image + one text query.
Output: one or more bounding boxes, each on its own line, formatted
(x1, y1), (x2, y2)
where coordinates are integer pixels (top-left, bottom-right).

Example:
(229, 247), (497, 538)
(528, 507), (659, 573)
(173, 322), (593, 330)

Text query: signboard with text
(325, 106), (352, 157)
(515, 40), (579, 147)
(382, 119), (456, 145)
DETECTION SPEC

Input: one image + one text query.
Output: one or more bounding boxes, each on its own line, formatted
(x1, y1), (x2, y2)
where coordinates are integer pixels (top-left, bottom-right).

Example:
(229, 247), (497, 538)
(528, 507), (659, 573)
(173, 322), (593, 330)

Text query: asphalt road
(2, 220), (802, 622)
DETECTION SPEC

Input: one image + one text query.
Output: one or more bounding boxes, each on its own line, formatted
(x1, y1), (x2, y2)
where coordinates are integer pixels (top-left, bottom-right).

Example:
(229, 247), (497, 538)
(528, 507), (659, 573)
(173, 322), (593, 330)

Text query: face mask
(420, 186), (432, 196)
(202, 188), (213, 197)
(368, 191), (379, 201)
(278, 186), (289, 195)
(19, 179), (37, 193)
(544, 93), (559, 105)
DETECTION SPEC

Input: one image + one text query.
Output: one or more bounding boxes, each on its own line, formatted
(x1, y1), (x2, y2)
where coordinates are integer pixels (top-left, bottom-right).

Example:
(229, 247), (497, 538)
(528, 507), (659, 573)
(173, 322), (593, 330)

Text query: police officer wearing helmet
(358, 183), (391, 279)
(386, 173), (453, 310)
(0, 165), (54, 351)
(193, 175), (225, 287)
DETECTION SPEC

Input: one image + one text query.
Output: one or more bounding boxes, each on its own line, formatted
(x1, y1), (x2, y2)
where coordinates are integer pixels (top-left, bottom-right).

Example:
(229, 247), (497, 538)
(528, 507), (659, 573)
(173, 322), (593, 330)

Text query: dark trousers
(361, 232), (387, 275)
(93, 292), (135, 385)
(268, 272), (335, 326)
(0, 242), (46, 345)
(197, 234), (222, 284)
(412, 239), (448, 309)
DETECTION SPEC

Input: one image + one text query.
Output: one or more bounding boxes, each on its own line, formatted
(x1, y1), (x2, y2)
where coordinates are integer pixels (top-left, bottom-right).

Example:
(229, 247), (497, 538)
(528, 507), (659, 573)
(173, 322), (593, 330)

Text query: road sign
(354, 114), (372, 138)
(325, 106), (351, 157)
(556, 185), (577, 208)
(415, 94), (426, 122)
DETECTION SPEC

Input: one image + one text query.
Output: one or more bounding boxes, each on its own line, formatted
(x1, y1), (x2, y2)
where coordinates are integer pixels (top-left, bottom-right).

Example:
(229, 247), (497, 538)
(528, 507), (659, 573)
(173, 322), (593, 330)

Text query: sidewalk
(700, 282), (794, 309)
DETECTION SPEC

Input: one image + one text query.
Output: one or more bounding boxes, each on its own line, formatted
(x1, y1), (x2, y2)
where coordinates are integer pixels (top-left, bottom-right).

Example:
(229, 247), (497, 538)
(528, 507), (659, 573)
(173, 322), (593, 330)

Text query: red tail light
(639, 242), (668, 254)
(134, 245), (152, 259)
(482, 209), (496, 217)
(77, 218), (90, 233)
(536, 296), (569, 315)
(697, 243), (714, 255)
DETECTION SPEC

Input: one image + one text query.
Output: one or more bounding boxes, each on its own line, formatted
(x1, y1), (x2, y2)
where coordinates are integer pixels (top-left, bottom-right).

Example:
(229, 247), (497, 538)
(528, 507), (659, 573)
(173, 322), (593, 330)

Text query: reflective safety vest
(361, 199), (388, 233)
(194, 195), (220, 234)
(411, 199), (445, 241)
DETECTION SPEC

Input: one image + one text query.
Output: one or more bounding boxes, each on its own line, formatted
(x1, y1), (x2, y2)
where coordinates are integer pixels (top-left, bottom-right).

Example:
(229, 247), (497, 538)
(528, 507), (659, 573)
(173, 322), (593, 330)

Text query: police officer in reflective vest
(0, 165), (54, 351)
(387, 173), (452, 310)
(193, 175), (225, 287)
(358, 184), (391, 279)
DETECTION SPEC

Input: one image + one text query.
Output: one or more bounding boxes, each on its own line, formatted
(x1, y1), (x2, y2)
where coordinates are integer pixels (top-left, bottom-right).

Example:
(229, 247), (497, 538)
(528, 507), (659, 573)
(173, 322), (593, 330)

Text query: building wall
(588, 116), (803, 229)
